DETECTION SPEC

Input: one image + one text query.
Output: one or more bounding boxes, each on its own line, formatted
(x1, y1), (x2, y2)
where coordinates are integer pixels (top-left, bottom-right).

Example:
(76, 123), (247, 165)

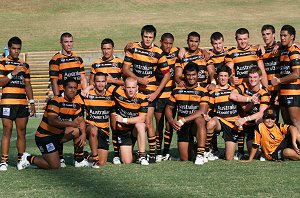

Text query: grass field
(0, 118), (299, 198)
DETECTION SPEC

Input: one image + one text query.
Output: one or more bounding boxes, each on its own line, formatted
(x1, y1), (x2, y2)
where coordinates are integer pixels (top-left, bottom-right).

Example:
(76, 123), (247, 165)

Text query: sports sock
(17, 153), (23, 162)
(163, 130), (173, 156)
(112, 134), (120, 157)
(74, 146), (84, 162)
(148, 136), (156, 156)
(205, 130), (214, 152)
(237, 132), (245, 154)
(1, 154), (8, 163)
(156, 133), (163, 155)
(197, 147), (205, 156)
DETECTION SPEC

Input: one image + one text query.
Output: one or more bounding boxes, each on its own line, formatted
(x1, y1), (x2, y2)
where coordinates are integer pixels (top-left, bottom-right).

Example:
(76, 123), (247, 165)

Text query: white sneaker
(195, 155), (205, 165)
(156, 155), (163, 162)
(138, 156), (149, 165)
(74, 159), (89, 167)
(234, 152), (244, 160)
(0, 162), (8, 171)
(205, 151), (216, 161)
(260, 153), (266, 161)
(112, 157), (121, 165)
(17, 152), (30, 170)
(162, 154), (171, 161)
(212, 150), (221, 160)
(91, 161), (101, 169)
(60, 159), (66, 168)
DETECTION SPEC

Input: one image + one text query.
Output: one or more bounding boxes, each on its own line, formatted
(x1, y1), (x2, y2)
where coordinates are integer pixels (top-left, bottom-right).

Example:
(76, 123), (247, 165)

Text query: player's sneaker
(0, 162), (8, 171)
(212, 150), (221, 159)
(195, 155), (205, 165)
(234, 152), (244, 160)
(91, 161), (101, 169)
(112, 157), (121, 165)
(162, 154), (171, 161)
(74, 159), (89, 167)
(204, 151), (217, 161)
(156, 155), (163, 162)
(260, 153), (266, 161)
(60, 159), (67, 168)
(17, 152), (30, 170)
(148, 155), (156, 164)
(138, 156), (149, 165)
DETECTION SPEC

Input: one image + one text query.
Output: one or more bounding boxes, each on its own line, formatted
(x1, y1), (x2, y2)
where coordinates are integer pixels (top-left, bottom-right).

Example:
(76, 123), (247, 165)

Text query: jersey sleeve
(253, 125), (262, 146)
(49, 57), (59, 79)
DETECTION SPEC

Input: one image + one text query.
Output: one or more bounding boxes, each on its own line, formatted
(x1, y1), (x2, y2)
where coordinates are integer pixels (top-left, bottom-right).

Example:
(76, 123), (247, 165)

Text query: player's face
(125, 81), (138, 99)
(187, 36), (200, 51)
(142, 32), (155, 48)
(94, 75), (106, 93)
(8, 44), (21, 59)
(185, 70), (198, 86)
(280, 30), (294, 47)
(160, 37), (174, 54)
(217, 71), (229, 86)
(236, 34), (249, 50)
(211, 38), (224, 53)
(64, 82), (78, 100)
(248, 72), (261, 87)
(61, 36), (73, 54)
(101, 43), (114, 59)
(262, 29), (275, 46)
(263, 117), (276, 128)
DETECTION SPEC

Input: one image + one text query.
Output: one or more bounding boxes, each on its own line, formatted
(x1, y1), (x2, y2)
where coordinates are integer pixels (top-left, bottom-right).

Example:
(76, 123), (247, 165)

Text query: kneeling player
(243, 108), (300, 161)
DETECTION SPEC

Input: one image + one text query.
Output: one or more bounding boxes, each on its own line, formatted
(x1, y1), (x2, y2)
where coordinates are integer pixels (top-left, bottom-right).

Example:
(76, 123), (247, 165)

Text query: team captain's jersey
(156, 47), (180, 98)
(207, 47), (234, 72)
(0, 57), (30, 105)
(279, 44), (300, 96)
(123, 42), (169, 94)
(209, 85), (239, 129)
(90, 56), (123, 87)
(225, 47), (262, 85)
(49, 51), (85, 93)
(35, 95), (84, 137)
(179, 50), (208, 87)
(168, 85), (209, 119)
(83, 89), (115, 136)
(254, 122), (289, 161)
(113, 86), (148, 133)
(234, 82), (270, 124)
(259, 43), (281, 91)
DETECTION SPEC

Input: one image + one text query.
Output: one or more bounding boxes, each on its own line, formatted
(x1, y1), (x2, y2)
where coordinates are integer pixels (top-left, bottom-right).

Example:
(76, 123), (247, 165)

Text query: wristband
(247, 116), (251, 121)
(244, 117), (248, 122)
(246, 97), (251, 102)
(122, 118), (128, 123)
(178, 119), (184, 126)
(29, 99), (35, 104)
(7, 73), (13, 79)
(181, 117), (186, 123)
(211, 80), (216, 85)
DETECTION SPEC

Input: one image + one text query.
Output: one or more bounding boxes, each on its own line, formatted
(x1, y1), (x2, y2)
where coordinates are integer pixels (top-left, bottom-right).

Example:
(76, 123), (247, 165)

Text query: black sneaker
(148, 155), (156, 163)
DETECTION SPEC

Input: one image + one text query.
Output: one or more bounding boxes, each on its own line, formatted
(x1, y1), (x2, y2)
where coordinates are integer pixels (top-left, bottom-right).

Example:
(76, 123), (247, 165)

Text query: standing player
(113, 77), (149, 165)
(271, 25), (300, 134)
(166, 62), (209, 165)
(175, 31), (215, 90)
(82, 72), (116, 168)
(49, 32), (87, 166)
(24, 78), (88, 169)
(0, 37), (36, 171)
(123, 25), (170, 163)
(225, 28), (268, 88)
(155, 33), (180, 161)
(229, 66), (270, 159)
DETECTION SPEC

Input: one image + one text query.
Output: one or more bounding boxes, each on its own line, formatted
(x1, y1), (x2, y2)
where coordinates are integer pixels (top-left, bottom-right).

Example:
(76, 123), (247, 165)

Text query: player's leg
(287, 106), (300, 133)
(32, 152), (61, 169)
(222, 123), (238, 161)
(162, 107), (176, 159)
(146, 106), (156, 162)
(205, 117), (221, 160)
(281, 106), (292, 124)
(87, 125), (99, 164)
(120, 145), (133, 164)
(96, 129), (110, 167)
(68, 127), (88, 167)
(283, 148), (300, 160)
(154, 110), (164, 161)
(133, 123), (148, 165)
(194, 117), (206, 165)
(15, 117), (29, 165)
(0, 118), (13, 168)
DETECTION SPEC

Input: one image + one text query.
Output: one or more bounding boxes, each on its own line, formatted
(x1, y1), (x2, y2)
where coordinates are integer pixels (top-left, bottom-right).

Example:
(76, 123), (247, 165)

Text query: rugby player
(0, 36), (36, 171)
(166, 62), (209, 165)
(123, 25), (170, 163)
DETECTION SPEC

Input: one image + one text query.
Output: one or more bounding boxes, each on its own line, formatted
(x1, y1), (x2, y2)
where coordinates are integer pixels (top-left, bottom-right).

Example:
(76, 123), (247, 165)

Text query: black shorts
(35, 134), (63, 154)
(0, 105), (29, 120)
(279, 95), (300, 107)
(220, 120), (238, 143)
(269, 90), (278, 105)
(155, 98), (168, 113)
(97, 128), (110, 150)
(243, 125), (256, 142)
(140, 90), (157, 108)
(177, 123), (194, 142)
(269, 138), (287, 161)
(117, 132), (137, 146)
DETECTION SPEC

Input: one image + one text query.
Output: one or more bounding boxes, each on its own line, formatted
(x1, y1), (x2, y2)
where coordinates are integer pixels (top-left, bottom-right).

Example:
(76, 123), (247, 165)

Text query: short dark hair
(248, 66), (262, 76)
(183, 62), (199, 75)
(187, 31), (200, 41)
(63, 78), (78, 88)
(101, 38), (114, 48)
(217, 65), (232, 76)
(60, 32), (73, 42)
(235, 28), (249, 38)
(94, 72), (107, 79)
(141, 25), (156, 38)
(210, 32), (224, 43)
(281, 25), (296, 40)
(8, 36), (22, 47)
(261, 24), (275, 34)
(161, 33), (174, 41)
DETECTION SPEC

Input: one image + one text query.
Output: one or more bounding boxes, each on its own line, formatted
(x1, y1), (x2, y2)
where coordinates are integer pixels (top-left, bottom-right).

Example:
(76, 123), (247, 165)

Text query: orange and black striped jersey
(83, 89), (115, 136)
(0, 57), (30, 105)
(113, 86), (148, 133)
(279, 44), (300, 96)
(235, 82), (270, 120)
(168, 85), (209, 119)
(35, 94), (84, 137)
(207, 47), (234, 72)
(90, 56), (123, 87)
(254, 122), (289, 161)
(259, 43), (281, 91)
(49, 51), (85, 93)
(179, 50), (208, 87)
(123, 42), (169, 94)
(225, 47), (262, 85)
(209, 85), (239, 129)
(156, 47), (180, 98)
